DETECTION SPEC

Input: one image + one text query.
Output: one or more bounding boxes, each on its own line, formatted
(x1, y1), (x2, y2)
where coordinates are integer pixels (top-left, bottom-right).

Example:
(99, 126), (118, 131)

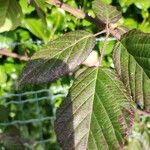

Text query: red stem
(0, 49), (29, 61)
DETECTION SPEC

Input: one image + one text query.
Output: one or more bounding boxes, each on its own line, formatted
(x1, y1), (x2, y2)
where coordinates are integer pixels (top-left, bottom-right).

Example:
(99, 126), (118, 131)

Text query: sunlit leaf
(33, 0), (46, 12)
(23, 18), (50, 42)
(19, 31), (96, 86)
(0, 66), (7, 84)
(0, 0), (23, 32)
(19, 0), (35, 15)
(92, 0), (122, 24)
(30, 0), (47, 26)
(127, 139), (143, 150)
(126, 131), (150, 150)
(55, 67), (134, 150)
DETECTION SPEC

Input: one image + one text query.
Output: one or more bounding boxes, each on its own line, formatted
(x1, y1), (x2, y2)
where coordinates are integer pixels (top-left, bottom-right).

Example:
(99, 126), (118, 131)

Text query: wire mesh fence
(0, 35), (116, 149)
(0, 89), (66, 149)
(0, 37), (116, 49)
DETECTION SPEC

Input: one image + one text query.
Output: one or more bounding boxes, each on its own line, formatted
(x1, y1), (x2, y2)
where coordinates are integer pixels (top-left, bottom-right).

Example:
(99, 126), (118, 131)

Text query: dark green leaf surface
(55, 67), (134, 150)
(0, 0), (23, 32)
(19, 31), (96, 85)
(113, 41), (150, 111)
(120, 30), (150, 78)
(92, 0), (122, 24)
(0, 105), (9, 122)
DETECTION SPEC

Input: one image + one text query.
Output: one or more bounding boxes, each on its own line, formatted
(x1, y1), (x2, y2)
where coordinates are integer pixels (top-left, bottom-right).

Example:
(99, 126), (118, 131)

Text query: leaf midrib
(32, 32), (94, 60)
(20, 33), (94, 83)
(86, 67), (98, 149)
(87, 68), (120, 149)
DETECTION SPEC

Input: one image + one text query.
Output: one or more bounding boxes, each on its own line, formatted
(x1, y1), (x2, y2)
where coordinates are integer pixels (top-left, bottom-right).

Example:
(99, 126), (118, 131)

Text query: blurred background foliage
(0, 0), (150, 149)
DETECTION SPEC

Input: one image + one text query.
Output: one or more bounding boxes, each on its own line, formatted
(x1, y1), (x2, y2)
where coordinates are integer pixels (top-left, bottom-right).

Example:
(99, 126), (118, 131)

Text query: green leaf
(127, 139), (143, 150)
(0, 66), (7, 84)
(120, 29), (150, 79)
(100, 0), (112, 4)
(126, 130), (150, 150)
(0, 0), (23, 32)
(19, 31), (96, 85)
(0, 31), (17, 49)
(22, 18), (50, 42)
(1, 126), (31, 150)
(134, 0), (150, 10)
(30, 0), (47, 26)
(33, 0), (46, 12)
(0, 105), (9, 122)
(113, 41), (150, 111)
(55, 67), (134, 150)
(92, 0), (122, 24)
(19, 0), (35, 15)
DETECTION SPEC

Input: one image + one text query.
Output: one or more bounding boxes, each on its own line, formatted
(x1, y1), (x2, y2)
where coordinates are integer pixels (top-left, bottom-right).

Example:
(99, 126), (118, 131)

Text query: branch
(109, 26), (129, 40)
(46, 0), (105, 28)
(0, 49), (29, 61)
(47, 0), (85, 18)
(110, 29), (121, 40)
(137, 109), (150, 117)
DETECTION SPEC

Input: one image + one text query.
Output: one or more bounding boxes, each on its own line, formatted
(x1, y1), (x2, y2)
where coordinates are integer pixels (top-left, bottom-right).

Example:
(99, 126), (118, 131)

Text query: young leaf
(92, 0), (122, 24)
(32, 0), (46, 12)
(113, 42), (150, 111)
(120, 29), (150, 78)
(19, 31), (96, 85)
(55, 67), (134, 150)
(22, 18), (50, 42)
(30, 0), (47, 26)
(0, 0), (23, 32)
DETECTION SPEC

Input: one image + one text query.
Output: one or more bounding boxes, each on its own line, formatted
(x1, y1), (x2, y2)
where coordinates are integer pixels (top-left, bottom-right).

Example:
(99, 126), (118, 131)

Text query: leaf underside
(55, 67), (134, 150)
(92, 0), (122, 24)
(19, 30), (96, 86)
(0, 0), (23, 32)
(113, 30), (150, 111)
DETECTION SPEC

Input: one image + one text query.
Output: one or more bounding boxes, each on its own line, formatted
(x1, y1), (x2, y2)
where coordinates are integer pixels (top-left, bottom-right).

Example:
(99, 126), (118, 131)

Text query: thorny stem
(94, 29), (106, 37)
(109, 26), (128, 40)
(46, 0), (124, 66)
(0, 49), (29, 61)
(46, 0), (85, 18)
(0, 0), (124, 61)
(46, 0), (126, 38)
(109, 29), (121, 40)
(46, 0), (105, 29)
(137, 109), (150, 117)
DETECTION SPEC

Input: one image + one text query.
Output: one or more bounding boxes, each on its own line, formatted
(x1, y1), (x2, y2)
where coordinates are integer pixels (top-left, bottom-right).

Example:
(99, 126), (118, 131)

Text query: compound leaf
(19, 31), (96, 85)
(55, 67), (134, 150)
(92, 0), (122, 24)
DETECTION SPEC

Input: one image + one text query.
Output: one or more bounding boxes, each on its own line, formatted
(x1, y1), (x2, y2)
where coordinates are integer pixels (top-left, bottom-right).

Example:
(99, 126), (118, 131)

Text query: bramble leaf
(55, 67), (134, 150)
(19, 31), (96, 85)
(113, 40), (150, 111)
(0, 0), (23, 32)
(92, 0), (122, 24)
(120, 30), (150, 79)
